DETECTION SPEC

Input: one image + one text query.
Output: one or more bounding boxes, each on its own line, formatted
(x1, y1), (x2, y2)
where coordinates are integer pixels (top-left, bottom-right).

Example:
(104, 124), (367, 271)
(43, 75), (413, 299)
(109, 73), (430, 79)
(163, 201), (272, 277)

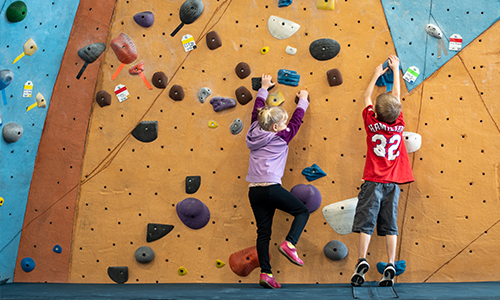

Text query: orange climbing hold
(229, 246), (270, 276)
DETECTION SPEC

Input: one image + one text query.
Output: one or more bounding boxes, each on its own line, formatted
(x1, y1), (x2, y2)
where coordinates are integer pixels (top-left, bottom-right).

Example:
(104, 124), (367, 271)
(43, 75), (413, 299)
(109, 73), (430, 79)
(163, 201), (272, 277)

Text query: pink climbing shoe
(278, 241), (304, 266)
(259, 273), (281, 289)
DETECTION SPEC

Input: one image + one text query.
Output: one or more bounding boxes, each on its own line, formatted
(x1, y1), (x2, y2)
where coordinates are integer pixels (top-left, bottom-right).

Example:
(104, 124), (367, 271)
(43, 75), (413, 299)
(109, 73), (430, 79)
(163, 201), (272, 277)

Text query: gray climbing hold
(107, 266), (128, 284)
(323, 240), (348, 261)
(210, 97), (236, 112)
(230, 119), (243, 135)
(235, 86), (252, 105)
(198, 87), (211, 103)
(327, 68), (343, 86)
(95, 90), (111, 107)
(131, 121), (158, 143)
(77, 42), (106, 79)
(135, 246), (155, 263)
(186, 175), (201, 194)
(206, 31), (222, 50)
(171, 0), (204, 37)
(3, 122), (23, 143)
(309, 38), (341, 61)
(147, 223), (174, 242)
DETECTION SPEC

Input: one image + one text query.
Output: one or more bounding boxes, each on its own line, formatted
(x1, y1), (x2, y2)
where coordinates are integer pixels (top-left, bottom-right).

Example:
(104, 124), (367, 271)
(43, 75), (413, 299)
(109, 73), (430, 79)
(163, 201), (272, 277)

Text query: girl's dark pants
(248, 184), (310, 274)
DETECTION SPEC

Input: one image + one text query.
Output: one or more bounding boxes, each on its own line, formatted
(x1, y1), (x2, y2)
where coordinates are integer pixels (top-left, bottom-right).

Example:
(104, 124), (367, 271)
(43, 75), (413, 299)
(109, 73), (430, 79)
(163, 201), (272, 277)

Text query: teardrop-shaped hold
(132, 121), (158, 143)
(169, 85), (185, 101)
(134, 11), (154, 28)
(95, 90), (111, 107)
(178, 267), (187, 276)
(171, 0), (204, 37)
(206, 31), (222, 50)
(7, 1), (27, 23)
(21, 257), (35, 272)
(235, 86), (252, 105)
(3, 122), (23, 143)
(135, 246), (155, 263)
(198, 87), (211, 103)
(186, 175), (201, 194)
(176, 198), (210, 229)
(266, 91), (285, 106)
(309, 38), (341, 61)
(208, 120), (219, 128)
(152, 72), (168, 89)
(129, 62), (145, 74)
(216, 259), (226, 268)
(317, 0), (335, 10)
(0, 70), (14, 90)
(268, 16), (300, 40)
(323, 240), (348, 260)
(78, 43), (106, 64)
(235, 62), (251, 79)
(260, 46), (269, 55)
(147, 223), (174, 242)
(327, 68), (343, 86)
(53, 244), (62, 254)
(110, 33), (138, 64)
(230, 119), (243, 135)
(107, 266), (128, 284)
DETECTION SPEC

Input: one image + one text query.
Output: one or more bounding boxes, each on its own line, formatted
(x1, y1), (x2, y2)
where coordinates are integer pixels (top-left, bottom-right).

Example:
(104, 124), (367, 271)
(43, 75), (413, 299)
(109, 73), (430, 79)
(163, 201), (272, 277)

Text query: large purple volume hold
(176, 198), (210, 229)
(134, 11), (154, 28)
(290, 184), (322, 213)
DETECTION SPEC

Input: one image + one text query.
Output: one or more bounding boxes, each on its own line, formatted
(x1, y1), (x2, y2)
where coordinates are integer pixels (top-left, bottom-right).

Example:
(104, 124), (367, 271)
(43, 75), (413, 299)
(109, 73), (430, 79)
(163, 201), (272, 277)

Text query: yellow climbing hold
(178, 267), (187, 276)
(260, 46), (269, 55)
(216, 259), (226, 268)
(317, 0), (335, 10)
(208, 120), (219, 128)
(266, 91), (285, 106)
(0, 197), (4, 206)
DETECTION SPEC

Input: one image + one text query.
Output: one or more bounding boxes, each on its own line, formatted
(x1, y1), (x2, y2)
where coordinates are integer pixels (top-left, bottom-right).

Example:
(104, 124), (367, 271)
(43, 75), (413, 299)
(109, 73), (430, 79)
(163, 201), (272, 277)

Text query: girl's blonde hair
(257, 105), (288, 131)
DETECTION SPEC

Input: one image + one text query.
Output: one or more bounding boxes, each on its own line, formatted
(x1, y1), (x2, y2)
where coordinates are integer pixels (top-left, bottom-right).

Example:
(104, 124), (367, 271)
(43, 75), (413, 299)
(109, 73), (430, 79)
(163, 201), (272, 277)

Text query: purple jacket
(246, 88), (309, 184)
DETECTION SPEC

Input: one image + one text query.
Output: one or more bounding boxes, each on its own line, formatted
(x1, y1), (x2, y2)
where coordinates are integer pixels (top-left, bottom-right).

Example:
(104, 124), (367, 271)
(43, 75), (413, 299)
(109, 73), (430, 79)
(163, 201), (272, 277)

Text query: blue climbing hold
(301, 163), (327, 181)
(53, 244), (62, 254)
(277, 69), (300, 87)
(21, 257), (35, 272)
(377, 260), (406, 276)
(375, 59), (402, 93)
(278, 0), (292, 7)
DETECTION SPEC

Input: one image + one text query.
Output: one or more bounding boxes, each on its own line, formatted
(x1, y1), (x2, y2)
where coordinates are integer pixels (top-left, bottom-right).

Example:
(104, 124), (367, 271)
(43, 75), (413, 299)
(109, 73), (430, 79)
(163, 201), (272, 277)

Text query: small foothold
(23, 39), (37, 56)
(53, 245), (62, 254)
(0, 197), (4, 206)
(134, 11), (154, 28)
(21, 257), (35, 272)
(268, 16), (300, 40)
(208, 121), (219, 128)
(235, 86), (253, 105)
(36, 93), (46, 108)
(403, 132), (422, 153)
(7, 1), (27, 23)
(230, 119), (243, 135)
(95, 90), (111, 107)
(277, 69), (300, 87)
(266, 91), (285, 106)
(290, 183), (322, 213)
(186, 176), (201, 194)
(260, 47), (269, 55)
(135, 246), (155, 263)
(129, 62), (145, 74)
(251, 77), (275, 92)
(206, 31), (222, 50)
(110, 33), (138, 64)
(131, 121), (158, 143)
(309, 38), (341, 61)
(152, 72), (168, 89)
(323, 240), (348, 260)
(147, 223), (174, 242)
(198, 87), (211, 103)
(210, 97), (236, 112)
(178, 267), (187, 276)
(327, 69), (343, 87)
(3, 122), (23, 143)
(107, 266), (128, 284)
(278, 0), (293, 7)
(216, 259), (226, 268)
(0, 70), (14, 90)
(316, 0), (335, 10)
(176, 198), (210, 229)
(426, 24), (443, 39)
(235, 62), (251, 79)
(301, 163), (326, 181)
(169, 85), (185, 101)
(285, 46), (297, 55)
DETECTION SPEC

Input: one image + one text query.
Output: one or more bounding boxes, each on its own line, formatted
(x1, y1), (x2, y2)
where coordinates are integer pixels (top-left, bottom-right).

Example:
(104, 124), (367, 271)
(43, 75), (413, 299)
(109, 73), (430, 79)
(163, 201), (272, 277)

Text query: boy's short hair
(374, 93), (402, 124)
(258, 105), (288, 131)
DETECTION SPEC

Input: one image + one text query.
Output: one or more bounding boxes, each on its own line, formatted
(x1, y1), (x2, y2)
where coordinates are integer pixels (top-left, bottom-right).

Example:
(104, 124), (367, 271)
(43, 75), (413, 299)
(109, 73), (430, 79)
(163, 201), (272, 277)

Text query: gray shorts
(352, 181), (400, 236)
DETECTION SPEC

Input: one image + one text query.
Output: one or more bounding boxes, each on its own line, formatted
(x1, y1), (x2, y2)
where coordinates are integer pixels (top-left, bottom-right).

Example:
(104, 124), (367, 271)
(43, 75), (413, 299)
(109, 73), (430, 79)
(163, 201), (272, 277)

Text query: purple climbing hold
(290, 184), (322, 213)
(176, 198), (210, 229)
(209, 97), (236, 112)
(134, 11), (154, 28)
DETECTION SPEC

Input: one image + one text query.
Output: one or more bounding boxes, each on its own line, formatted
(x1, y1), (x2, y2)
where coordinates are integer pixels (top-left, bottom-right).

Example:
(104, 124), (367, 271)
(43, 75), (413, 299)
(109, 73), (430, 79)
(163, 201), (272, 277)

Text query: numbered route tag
(23, 81), (33, 98)
(181, 34), (197, 52)
(114, 84), (130, 102)
(449, 34), (462, 51)
(403, 66), (420, 84)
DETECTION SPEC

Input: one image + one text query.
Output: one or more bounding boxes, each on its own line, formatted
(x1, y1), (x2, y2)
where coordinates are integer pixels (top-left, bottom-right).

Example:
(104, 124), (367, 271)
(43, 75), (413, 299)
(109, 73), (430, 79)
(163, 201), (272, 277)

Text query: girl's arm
(277, 91), (309, 144)
(251, 88), (268, 123)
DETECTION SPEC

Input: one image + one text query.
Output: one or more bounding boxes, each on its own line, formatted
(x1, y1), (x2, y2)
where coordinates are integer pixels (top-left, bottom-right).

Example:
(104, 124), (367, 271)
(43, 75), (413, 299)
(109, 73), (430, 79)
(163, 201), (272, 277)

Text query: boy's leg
(358, 232), (372, 259)
(386, 235), (397, 265)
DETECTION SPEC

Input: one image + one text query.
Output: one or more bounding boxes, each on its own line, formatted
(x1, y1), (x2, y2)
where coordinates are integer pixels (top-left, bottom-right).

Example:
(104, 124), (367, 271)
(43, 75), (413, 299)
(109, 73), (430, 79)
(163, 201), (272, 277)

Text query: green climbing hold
(7, 1), (27, 23)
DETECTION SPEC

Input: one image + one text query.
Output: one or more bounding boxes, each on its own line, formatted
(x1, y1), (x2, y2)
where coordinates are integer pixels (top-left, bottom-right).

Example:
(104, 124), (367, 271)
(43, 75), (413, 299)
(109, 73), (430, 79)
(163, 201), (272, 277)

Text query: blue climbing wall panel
(0, 0), (80, 282)
(381, 0), (500, 92)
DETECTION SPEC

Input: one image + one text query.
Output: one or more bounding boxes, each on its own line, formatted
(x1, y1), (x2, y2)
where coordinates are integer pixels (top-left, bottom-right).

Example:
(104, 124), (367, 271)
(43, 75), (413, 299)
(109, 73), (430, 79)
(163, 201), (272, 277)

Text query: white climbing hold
(322, 197), (358, 235)
(285, 46), (297, 55)
(268, 16), (300, 40)
(402, 131), (422, 153)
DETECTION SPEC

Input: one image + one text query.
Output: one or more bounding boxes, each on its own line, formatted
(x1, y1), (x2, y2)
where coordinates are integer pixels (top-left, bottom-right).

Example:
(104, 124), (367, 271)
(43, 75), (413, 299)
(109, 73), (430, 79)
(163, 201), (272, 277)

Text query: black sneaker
(379, 263), (396, 286)
(350, 258), (370, 287)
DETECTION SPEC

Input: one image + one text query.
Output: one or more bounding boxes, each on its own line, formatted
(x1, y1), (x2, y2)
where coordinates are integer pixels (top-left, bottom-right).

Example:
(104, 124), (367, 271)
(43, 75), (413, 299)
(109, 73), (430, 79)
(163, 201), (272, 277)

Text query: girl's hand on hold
(261, 74), (276, 90)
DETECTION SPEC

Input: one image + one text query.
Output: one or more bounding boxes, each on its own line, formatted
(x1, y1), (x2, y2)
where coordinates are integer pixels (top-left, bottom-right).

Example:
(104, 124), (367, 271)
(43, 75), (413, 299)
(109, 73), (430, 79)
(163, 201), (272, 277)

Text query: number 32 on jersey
(372, 134), (401, 161)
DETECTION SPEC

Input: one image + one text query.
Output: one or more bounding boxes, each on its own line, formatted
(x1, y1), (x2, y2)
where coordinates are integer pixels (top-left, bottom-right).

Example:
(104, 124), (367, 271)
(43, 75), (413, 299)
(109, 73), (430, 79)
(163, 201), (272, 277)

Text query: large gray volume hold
(3, 122), (23, 143)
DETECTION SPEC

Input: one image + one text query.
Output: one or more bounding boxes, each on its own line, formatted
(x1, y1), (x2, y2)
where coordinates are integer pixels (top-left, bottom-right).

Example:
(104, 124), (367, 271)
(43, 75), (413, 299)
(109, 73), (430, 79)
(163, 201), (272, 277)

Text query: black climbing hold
(327, 68), (343, 86)
(251, 77), (275, 91)
(135, 246), (155, 263)
(169, 85), (185, 101)
(323, 240), (348, 261)
(131, 121), (158, 143)
(294, 94), (310, 104)
(152, 72), (168, 89)
(230, 119), (243, 135)
(309, 38), (341, 61)
(171, 0), (204, 37)
(235, 86), (253, 105)
(206, 31), (222, 50)
(95, 90), (111, 107)
(107, 266), (128, 284)
(147, 223), (174, 242)
(77, 43), (106, 79)
(235, 62), (251, 79)
(186, 176), (201, 194)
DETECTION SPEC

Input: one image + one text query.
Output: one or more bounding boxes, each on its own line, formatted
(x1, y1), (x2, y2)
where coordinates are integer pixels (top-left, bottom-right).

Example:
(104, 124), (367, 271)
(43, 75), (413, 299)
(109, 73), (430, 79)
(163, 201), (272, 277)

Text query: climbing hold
(107, 266), (128, 284)
(21, 257), (35, 272)
(266, 91), (285, 106)
(129, 62), (153, 90)
(147, 223), (174, 242)
(294, 94), (310, 104)
(76, 42), (106, 79)
(285, 46), (297, 55)
(402, 131), (422, 153)
(260, 47), (269, 55)
(277, 69), (300, 87)
(229, 246), (268, 276)
(301, 163), (327, 181)
(376, 59), (401, 92)
(208, 121), (219, 128)
(323, 240), (348, 261)
(235, 62), (251, 79)
(171, 0), (204, 37)
(230, 119), (243, 135)
(216, 259), (226, 268)
(181, 34), (197, 52)
(316, 0), (335, 10)
(110, 33), (138, 80)
(178, 267), (188, 276)
(0, 70), (14, 105)
(95, 90), (111, 107)
(235, 86), (252, 105)
(206, 31), (222, 50)
(210, 97), (236, 112)
(322, 197), (358, 235)
(426, 24), (447, 59)
(169, 85), (185, 101)
(377, 260), (406, 276)
(152, 72), (168, 89)
(7, 1), (27, 23)
(251, 77), (275, 91)
(53, 245), (62, 254)
(176, 198), (210, 229)
(133, 11), (154, 28)
(3, 122), (23, 143)
(327, 69), (343, 87)
(131, 121), (158, 143)
(268, 16), (300, 40)
(290, 184), (322, 213)
(198, 87), (211, 103)
(278, 0), (292, 7)
(186, 176), (201, 194)
(0, 197), (4, 206)
(35, 93), (46, 108)
(135, 246), (155, 263)
(12, 38), (37, 64)
(309, 38), (341, 61)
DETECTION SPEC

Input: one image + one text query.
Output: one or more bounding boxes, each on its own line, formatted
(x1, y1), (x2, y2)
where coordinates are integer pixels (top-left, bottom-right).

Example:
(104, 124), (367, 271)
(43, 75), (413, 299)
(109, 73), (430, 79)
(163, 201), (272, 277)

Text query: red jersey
(362, 105), (414, 184)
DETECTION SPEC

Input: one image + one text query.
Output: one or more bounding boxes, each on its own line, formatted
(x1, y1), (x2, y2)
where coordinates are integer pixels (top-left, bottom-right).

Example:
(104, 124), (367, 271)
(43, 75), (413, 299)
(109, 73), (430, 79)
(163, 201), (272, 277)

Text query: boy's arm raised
(364, 64), (388, 108)
(388, 55), (400, 101)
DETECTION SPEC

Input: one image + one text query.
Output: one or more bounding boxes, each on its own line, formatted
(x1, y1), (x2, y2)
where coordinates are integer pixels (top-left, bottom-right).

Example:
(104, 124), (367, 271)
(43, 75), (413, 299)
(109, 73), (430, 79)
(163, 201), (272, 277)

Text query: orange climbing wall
(68, 0), (500, 284)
